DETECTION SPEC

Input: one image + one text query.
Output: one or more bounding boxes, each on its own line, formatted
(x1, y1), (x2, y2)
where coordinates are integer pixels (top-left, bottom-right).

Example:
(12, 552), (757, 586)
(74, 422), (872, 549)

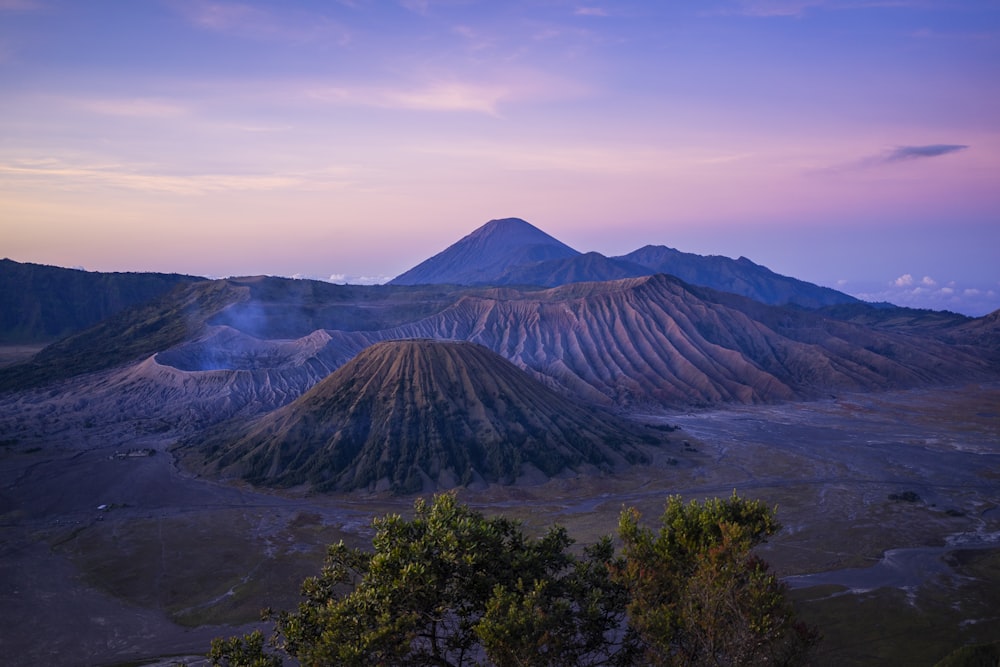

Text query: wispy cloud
(37, 68), (586, 120)
(0, 0), (43, 11)
(307, 81), (511, 115)
(410, 139), (684, 174)
(170, 1), (351, 45)
(304, 70), (589, 115)
(911, 27), (999, 41)
(178, 1), (258, 30)
(399, 0), (430, 16)
(695, 152), (755, 165)
(0, 157), (360, 195)
(729, 1), (940, 19)
(390, 83), (508, 114)
(880, 144), (969, 163)
(79, 97), (189, 118)
(732, 0), (822, 17)
(575, 6), (609, 17)
(225, 123), (294, 133)
(452, 24), (497, 51)
(818, 143), (970, 173)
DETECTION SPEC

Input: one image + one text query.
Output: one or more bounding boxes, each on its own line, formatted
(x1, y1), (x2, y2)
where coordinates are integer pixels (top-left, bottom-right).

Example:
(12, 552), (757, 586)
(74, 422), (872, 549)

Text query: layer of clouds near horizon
(0, 0), (997, 316)
(851, 274), (1000, 317)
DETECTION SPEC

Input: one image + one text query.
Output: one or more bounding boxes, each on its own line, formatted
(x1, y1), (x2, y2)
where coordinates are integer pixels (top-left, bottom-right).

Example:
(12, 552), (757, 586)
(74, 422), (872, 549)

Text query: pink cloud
(894, 274), (914, 287)
(170, 1), (351, 44)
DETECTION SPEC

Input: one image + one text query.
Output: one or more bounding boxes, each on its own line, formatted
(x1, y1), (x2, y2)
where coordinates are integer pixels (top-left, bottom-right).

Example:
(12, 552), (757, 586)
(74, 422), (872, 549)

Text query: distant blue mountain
(616, 245), (859, 309)
(389, 218), (579, 286)
(389, 218), (859, 308)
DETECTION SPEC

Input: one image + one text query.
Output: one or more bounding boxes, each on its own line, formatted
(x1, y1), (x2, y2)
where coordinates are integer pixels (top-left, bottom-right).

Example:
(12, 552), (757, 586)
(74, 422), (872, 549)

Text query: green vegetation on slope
(0, 279), (247, 391)
(0, 258), (203, 344)
(935, 641), (1000, 667)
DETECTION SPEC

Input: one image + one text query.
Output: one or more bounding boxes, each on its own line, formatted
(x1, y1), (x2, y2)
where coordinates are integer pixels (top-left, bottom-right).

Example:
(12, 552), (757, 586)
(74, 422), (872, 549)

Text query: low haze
(2, 0), (998, 315)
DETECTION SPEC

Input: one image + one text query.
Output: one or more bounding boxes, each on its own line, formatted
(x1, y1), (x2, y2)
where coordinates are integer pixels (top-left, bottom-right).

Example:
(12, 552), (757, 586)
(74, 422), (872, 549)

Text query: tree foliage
(616, 492), (818, 666)
(209, 492), (816, 667)
(208, 630), (281, 667)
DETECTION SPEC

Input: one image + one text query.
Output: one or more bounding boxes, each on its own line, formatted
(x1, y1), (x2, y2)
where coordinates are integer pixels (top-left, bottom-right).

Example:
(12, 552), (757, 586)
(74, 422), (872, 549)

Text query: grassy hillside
(0, 279), (247, 392)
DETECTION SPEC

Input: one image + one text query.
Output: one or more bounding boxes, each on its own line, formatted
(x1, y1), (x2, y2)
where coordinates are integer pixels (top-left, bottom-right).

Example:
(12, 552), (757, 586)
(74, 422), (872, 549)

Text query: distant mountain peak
(469, 217), (562, 243)
(388, 218), (858, 307)
(477, 217), (535, 231)
(389, 218), (579, 286)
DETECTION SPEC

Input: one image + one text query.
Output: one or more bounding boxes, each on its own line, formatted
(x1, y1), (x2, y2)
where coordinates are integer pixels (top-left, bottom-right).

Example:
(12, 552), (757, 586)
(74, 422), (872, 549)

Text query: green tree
(475, 536), (637, 667)
(208, 629), (281, 667)
(616, 492), (818, 666)
(211, 493), (630, 667)
(208, 492), (816, 666)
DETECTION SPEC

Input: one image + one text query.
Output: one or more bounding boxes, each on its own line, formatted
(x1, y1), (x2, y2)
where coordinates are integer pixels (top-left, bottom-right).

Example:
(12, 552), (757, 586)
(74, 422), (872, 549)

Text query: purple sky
(2, 0), (998, 315)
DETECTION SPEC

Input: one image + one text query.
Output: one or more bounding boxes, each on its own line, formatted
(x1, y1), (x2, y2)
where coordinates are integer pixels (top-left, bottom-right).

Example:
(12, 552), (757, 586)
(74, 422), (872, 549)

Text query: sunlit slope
(383, 275), (994, 406)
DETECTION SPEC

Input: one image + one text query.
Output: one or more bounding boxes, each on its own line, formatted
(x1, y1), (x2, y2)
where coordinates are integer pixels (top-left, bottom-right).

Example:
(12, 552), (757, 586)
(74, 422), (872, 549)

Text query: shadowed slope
(206, 276), (465, 339)
(617, 245), (858, 308)
(0, 280), (249, 392)
(947, 308), (1000, 354)
(0, 258), (204, 344)
(388, 218), (857, 309)
(389, 218), (580, 286)
(0, 277), (474, 393)
(498, 251), (651, 287)
(182, 339), (660, 494)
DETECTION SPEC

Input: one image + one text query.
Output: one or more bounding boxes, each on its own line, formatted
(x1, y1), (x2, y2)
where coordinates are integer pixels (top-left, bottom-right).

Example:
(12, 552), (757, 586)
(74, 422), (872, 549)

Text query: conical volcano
(181, 339), (659, 493)
(389, 218), (580, 286)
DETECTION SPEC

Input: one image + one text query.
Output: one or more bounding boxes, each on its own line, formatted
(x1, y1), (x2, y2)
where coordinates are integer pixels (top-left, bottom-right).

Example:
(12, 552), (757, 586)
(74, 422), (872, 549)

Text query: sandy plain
(0, 380), (998, 666)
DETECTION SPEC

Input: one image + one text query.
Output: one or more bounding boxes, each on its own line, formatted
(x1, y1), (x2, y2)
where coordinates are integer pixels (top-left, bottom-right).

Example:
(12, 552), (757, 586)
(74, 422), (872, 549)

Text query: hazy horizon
(2, 1), (998, 315)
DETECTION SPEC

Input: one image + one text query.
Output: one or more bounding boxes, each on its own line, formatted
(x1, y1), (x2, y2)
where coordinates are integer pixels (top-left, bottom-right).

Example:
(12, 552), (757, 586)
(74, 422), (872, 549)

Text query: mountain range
(390, 217), (860, 309)
(2, 217), (997, 493)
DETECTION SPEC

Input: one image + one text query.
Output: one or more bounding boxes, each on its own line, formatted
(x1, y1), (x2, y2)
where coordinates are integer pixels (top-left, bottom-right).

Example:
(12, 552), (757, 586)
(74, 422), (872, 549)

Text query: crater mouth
(154, 326), (331, 372)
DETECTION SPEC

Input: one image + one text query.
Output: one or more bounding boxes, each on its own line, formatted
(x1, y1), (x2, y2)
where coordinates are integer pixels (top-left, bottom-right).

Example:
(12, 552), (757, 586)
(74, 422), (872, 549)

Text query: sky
(1, 0), (998, 315)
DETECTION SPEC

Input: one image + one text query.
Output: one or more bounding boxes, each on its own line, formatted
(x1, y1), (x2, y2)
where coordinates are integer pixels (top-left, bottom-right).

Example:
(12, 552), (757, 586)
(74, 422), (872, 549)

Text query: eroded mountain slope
(379, 275), (992, 407)
(2, 275), (994, 445)
(179, 339), (663, 493)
